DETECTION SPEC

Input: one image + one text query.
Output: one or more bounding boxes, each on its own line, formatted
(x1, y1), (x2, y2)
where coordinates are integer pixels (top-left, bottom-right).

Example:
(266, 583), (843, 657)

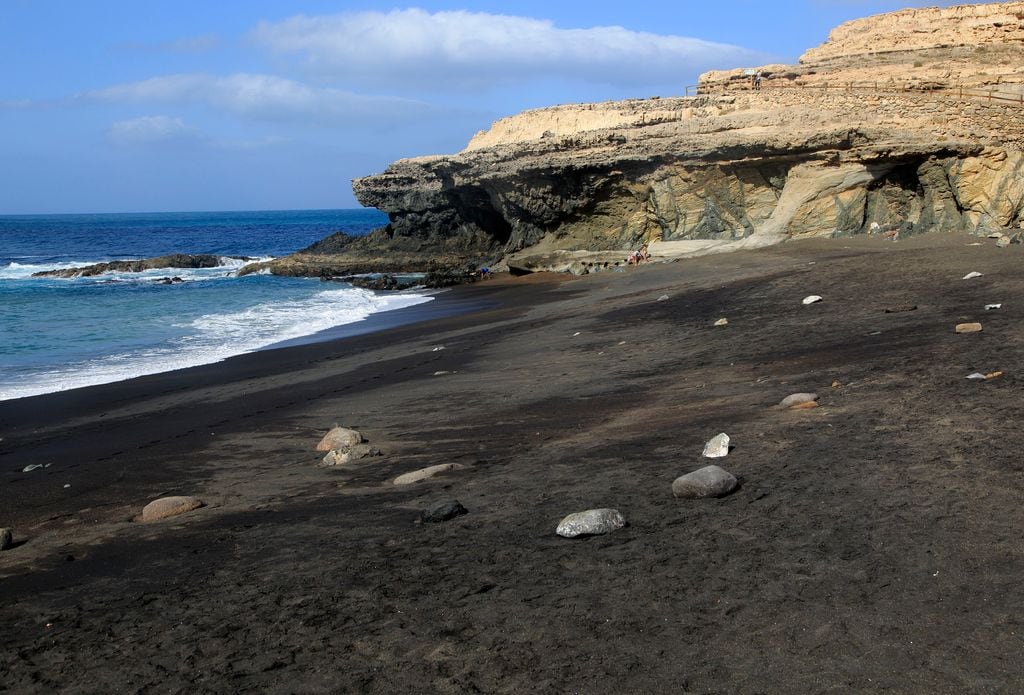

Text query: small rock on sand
(884, 304), (917, 313)
(672, 465), (738, 499)
(657, 295), (670, 302)
(316, 426), (362, 452)
(556, 509), (626, 538)
(321, 444), (379, 467)
(702, 433), (730, 458)
(141, 496), (204, 522)
(714, 318), (728, 327)
(955, 323), (983, 334)
(394, 463), (463, 486)
(962, 272), (983, 280)
(997, 236), (1011, 248)
(420, 500), (468, 523)
(779, 392), (818, 408)
(985, 304), (1002, 311)
(802, 295), (822, 305)
(0, 528), (12, 551)
(966, 372), (987, 380)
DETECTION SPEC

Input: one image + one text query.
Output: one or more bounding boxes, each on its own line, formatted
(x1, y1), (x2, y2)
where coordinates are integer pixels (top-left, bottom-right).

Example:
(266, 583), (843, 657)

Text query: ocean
(0, 209), (434, 401)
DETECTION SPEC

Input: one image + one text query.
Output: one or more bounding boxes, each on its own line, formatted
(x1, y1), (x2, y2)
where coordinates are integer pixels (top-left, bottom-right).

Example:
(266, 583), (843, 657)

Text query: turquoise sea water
(0, 209), (433, 401)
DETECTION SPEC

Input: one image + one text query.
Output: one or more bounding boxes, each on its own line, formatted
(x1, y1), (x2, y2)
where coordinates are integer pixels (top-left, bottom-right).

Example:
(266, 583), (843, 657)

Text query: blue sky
(1, 0), (959, 214)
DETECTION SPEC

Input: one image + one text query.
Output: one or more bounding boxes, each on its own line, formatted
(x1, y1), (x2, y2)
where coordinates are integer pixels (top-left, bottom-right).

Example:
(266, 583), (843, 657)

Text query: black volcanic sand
(3, 233), (1024, 692)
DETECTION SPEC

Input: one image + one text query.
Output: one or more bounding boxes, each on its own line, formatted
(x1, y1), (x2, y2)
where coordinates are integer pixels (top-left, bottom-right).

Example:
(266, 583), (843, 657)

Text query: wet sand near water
(3, 232), (1024, 692)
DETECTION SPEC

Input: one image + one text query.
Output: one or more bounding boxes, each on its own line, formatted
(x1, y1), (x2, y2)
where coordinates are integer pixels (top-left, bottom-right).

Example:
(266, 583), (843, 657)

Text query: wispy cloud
(82, 73), (438, 126)
(252, 9), (770, 90)
(107, 115), (199, 145)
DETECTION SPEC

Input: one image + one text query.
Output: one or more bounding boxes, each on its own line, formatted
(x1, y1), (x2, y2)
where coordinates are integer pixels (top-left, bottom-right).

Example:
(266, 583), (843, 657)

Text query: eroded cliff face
(264, 1), (1024, 276)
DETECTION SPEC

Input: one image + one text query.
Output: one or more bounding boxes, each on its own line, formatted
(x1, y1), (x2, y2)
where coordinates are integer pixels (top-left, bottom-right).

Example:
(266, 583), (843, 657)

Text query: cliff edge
(259, 1), (1024, 277)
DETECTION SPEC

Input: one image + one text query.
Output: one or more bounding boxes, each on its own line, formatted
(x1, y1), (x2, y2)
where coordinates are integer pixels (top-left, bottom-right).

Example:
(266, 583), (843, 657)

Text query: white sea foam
(0, 287), (432, 401)
(0, 261), (98, 279)
(0, 256), (274, 281)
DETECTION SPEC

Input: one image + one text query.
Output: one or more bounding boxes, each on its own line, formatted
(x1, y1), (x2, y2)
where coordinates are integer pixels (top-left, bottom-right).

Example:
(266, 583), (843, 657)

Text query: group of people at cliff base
(627, 244), (650, 265)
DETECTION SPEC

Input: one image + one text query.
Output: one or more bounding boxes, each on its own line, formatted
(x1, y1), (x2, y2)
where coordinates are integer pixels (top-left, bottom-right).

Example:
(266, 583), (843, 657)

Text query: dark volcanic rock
(419, 500), (468, 523)
(33, 254), (231, 279)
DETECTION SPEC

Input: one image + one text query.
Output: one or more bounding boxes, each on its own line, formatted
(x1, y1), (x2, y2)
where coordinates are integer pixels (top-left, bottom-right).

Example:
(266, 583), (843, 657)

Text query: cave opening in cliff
(449, 188), (514, 246)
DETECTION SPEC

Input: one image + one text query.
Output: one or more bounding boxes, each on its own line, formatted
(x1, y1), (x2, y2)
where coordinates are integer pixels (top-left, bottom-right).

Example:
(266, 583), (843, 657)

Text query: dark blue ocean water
(0, 209), (434, 401)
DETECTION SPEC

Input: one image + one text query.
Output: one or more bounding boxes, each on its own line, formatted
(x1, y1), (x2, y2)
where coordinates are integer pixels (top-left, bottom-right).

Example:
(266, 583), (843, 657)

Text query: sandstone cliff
(261, 1), (1024, 277)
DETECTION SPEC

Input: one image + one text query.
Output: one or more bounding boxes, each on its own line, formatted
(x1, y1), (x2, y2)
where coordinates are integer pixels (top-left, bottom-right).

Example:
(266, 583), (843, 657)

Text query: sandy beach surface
(3, 232), (1024, 693)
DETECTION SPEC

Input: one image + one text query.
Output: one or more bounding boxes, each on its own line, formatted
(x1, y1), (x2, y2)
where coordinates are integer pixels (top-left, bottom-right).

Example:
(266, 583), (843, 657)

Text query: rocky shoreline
(251, 1), (1024, 279)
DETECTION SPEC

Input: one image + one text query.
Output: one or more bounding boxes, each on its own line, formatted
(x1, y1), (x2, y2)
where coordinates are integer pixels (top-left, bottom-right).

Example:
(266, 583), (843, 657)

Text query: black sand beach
(4, 233), (1024, 692)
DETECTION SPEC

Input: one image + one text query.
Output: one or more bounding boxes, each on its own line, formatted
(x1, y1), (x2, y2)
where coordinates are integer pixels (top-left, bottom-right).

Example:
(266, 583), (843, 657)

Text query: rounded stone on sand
(316, 426), (362, 452)
(779, 392), (819, 408)
(0, 528), (13, 551)
(702, 433), (730, 458)
(393, 463), (463, 486)
(140, 496), (204, 522)
(955, 322), (983, 334)
(672, 465), (738, 499)
(802, 295), (823, 305)
(556, 509), (626, 538)
(714, 318), (728, 327)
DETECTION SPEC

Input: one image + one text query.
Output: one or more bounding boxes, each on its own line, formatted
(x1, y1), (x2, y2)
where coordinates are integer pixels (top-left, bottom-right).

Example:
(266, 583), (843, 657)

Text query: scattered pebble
(702, 433), (730, 458)
(657, 295), (670, 302)
(672, 465), (738, 499)
(63, 484), (71, 489)
(966, 372), (987, 380)
(22, 464), (44, 473)
(433, 371), (452, 376)
(779, 392), (818, 408)
(556, 508), (626, 538)
(997, 236), (1011, 248)
(967, 242), (983, 246)
(714, 318), (728, 327)
(802, 295), (823, 305)
(955, 322), (983, 334)
(420, 499), (468, 523)
(985, 303), (1002, 311)
(393, 463), (463, 486)
(316, 426), (362, 452)
(431, 346), (445, 352)
(831, 380), (843, 389)
(962, 272), (983, 280)
(0, 528), (12, 551)
(572, 332), (581, 337)
(985, 371), (1004, 380)
(140, 496), (204, 522)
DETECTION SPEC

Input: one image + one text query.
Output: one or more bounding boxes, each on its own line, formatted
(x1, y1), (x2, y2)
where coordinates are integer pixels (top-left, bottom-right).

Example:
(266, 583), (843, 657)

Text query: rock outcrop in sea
(259, 2), (1024, 277)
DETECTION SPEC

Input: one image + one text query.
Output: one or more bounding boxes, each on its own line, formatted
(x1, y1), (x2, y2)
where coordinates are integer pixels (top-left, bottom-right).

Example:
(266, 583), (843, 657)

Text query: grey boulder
(556, 508), (626, 538)
(672, 465), (738, 499)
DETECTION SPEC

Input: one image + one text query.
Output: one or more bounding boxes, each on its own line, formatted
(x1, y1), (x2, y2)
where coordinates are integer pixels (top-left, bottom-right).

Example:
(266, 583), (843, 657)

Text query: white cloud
(82, 73), (436, 126)
(252, 9), (769, 89)
(108, 115), (199, 145)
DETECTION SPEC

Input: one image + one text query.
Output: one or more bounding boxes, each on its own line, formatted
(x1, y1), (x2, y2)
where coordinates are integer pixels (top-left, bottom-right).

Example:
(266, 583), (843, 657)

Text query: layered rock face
(268, 1), (1024, 276)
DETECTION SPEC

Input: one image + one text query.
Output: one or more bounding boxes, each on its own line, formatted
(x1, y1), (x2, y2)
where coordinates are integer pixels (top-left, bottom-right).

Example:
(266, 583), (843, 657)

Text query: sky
(0, 0), (964, 214)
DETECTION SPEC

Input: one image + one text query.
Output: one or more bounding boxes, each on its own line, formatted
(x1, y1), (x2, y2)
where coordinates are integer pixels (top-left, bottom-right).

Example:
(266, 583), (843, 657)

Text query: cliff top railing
(684, 80), (1024, 106)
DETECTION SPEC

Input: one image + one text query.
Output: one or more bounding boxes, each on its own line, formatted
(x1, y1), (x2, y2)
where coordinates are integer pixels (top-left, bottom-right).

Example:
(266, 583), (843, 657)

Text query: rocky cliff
(260, 1), (1024, 277)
